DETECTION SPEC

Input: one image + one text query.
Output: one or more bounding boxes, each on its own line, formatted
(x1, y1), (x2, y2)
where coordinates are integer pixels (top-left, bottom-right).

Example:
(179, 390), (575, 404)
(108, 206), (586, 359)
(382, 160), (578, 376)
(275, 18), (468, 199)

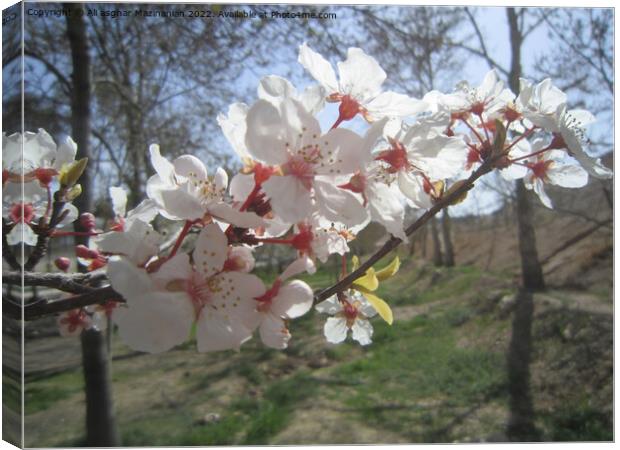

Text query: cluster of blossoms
(4, 44), (611, 352)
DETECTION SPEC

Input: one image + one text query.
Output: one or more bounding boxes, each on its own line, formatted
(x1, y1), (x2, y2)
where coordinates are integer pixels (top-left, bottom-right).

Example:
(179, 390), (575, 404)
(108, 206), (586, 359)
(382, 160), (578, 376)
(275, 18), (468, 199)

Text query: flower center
(338, 95), (362, 122)
(291, 225), (314, 254)
(9, 203), (35, 224)
(375, 139), (411, 173)
(282, 154), (315, 190)
(528, 160), (553, 181)
(254, 279), (282, 313)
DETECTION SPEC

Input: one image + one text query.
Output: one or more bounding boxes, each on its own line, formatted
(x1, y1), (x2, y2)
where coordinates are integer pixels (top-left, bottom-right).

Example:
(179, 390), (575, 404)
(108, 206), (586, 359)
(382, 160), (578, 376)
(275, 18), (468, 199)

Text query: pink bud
(79, 212), (96, 231)
(75, 244), (99, 260)
(54, 257), (71, 272)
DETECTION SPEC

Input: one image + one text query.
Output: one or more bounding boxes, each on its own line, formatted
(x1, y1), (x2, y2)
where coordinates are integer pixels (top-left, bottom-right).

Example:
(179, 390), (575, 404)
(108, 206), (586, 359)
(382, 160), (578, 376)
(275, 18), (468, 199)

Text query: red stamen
(331, 95), (362, 129)
(375, 138), (410, 173)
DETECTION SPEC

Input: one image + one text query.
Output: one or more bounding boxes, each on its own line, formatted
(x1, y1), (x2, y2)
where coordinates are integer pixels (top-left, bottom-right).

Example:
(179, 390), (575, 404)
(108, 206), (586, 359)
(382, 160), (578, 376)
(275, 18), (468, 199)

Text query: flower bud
(65, 184), (82, 201)
(54, 257), (71, 272)
(59, 157), (88, 187)
(223, 246), (255, 273)
(79, 212), (96, 231)
(75, 244), (99, 260)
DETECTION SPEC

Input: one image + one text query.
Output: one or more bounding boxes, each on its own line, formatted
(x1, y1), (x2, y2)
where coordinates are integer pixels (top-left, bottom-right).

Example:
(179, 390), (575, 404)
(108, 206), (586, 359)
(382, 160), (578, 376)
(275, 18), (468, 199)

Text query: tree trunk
(505, 7), (543, 443)
(506, 290), (539, 441)
(65, 4), (120, 446)
(440, 208), (455, 267)
(507, 7), (545, 291)
(430, 217), (443, 266)
(80, 329), (120, 446)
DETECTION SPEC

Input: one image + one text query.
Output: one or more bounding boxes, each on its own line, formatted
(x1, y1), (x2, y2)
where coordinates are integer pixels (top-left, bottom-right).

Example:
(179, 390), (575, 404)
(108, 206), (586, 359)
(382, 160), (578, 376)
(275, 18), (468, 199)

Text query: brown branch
(315, 161), (493, 302)
(3, 286), (122, 321)
(3, 270), (107, 294)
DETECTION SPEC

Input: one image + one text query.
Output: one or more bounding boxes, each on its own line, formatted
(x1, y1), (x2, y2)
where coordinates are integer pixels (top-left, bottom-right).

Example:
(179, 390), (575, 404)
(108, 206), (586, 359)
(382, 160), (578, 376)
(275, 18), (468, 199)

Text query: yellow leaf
(444, 180), (472, 205)
(359, 289), (393, 325)
(59, 157), (88, 187)
(351, 255), (360, 271)
(352, 267), (378, 292)
(492, 119), (507, 156)
(375, 256), (400, 282)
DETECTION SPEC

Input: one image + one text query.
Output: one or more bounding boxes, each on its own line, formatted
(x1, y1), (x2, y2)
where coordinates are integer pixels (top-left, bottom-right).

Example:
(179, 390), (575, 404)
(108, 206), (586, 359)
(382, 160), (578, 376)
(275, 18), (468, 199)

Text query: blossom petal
(126, 199), (158, 225)
(258, 75), (297, 101)
(337, 47), (385, 101)
(298, 42), (339, 93)
(324, 317), (348, 344)
(245, 99), (295, 165)
(315, 295), (342, 315)
(367, 182), (407, 241)
(55, 136), (78, 169)
(196, 309), (253, 352)
(229, 173), (255, 203)
(531, 178), (553, 209)
(173, 155), (208, 181)
(351, 318), (373, 346)
(109, 187), (128, 218)
(262, 176), (313, 224)
(210, 271), (264, 330)
(97, 220), (162, 266)
(151, 253), (192, 286)
(107, 256), (155, 301)
(271, 280), (314, 319)
(113, 292), (195, 354)
(160, 189), (205, 220)
(365, 91), (427, 120)
(218, 102), (250, 159)
(281, 256), (316, 281)
(149, 144), (175, 183)
(314, 178), (368, 227)
(194, 223), (228, 276)
(300, 84), (326, 115)
(259, 313), (291, 349)
(208, 202), (265, 228)
(547, 164), (588, 188)
(398, 172), (432, 209)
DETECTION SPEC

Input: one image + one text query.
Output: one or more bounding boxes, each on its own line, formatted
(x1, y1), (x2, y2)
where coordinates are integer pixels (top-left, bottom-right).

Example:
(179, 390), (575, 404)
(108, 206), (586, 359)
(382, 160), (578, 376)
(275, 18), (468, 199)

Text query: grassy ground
(20, 259), (613, 446)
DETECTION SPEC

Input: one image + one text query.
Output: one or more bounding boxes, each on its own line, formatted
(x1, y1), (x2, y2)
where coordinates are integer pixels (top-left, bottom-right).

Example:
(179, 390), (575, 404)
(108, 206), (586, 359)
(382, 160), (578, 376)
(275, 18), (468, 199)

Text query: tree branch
(3, 270), (107, 294)
(3, 286), (121, 321)
(315, 160), (493, 302)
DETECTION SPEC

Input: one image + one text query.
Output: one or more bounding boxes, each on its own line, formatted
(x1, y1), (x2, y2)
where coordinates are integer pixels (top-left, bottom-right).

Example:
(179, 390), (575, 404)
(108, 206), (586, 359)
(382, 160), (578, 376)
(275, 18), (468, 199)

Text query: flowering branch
(3, 160), (493, 322)
(315, 160), (492, 302)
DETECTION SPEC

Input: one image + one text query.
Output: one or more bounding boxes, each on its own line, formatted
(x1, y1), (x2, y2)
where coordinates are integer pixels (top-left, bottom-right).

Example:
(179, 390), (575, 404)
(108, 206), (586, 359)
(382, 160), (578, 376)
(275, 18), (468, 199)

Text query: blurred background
(2, 3), (613, 445)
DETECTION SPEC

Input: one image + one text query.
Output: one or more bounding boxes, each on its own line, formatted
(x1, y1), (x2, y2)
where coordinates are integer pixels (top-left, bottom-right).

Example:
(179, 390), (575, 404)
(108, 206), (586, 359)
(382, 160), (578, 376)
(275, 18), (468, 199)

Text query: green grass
(541, 401), (613, 441)
(23, 258), (612, 445)
(2, 371), (22, 414)
(119, 372), (321, 446)
(24, 369), (84, 414)
(375, 264), (485, 307)
(332, 311), (506, 442)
